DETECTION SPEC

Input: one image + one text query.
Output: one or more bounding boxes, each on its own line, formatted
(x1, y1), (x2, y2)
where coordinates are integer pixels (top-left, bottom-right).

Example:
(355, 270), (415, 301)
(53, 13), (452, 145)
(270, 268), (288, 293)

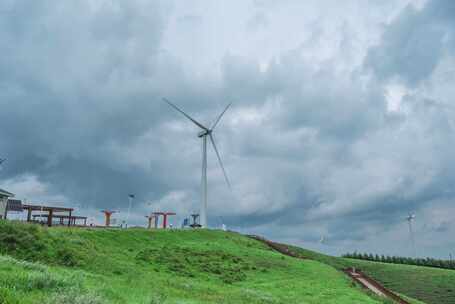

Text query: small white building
(0, 188), (14, 219)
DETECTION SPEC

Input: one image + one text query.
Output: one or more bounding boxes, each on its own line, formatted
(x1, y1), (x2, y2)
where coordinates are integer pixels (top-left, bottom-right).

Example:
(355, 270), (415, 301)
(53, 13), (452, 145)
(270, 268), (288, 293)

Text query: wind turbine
(219, 216), (227, 231)
(406, 213), (416, 258)
(319, 235), (326, 244)
(163, 98), (231, 228)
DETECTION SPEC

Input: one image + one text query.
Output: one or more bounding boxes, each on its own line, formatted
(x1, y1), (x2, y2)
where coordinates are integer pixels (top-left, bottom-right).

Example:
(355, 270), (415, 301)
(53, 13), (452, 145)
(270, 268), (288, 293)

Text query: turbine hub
(198, 130), (211, 138)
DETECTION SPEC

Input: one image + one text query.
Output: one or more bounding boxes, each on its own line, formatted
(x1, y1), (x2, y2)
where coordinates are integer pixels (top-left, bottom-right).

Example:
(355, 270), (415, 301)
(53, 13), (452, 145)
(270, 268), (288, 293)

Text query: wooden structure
(3, 199), (22, 219)
(32, 214), (87, 226)
(153, 212), (176, 229)
(145, 214), (158, 229)
(0, 188), (14, 220)
(23, 204), (74, 227)
(101, 210), (117, 227)
(7, 199), (23, 212)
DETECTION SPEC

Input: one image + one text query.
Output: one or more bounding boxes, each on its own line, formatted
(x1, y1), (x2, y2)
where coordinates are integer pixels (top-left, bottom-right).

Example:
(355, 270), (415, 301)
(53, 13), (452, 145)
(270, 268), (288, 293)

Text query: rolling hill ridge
(0, 221), (446, 304)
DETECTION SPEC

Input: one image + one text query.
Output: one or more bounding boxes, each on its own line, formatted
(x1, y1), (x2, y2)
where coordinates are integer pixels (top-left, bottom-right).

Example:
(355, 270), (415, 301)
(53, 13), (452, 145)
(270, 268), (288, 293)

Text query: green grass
(284, 243), (454, 304)
(343, 259), (455, 304)
(0, 220), (386, 304)
(0, 255), (103, 304)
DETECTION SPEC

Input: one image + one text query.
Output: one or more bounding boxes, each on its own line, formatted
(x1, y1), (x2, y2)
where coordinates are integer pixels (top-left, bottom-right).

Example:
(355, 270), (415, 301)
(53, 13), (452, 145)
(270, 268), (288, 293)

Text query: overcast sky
(1, 0), (455, 258)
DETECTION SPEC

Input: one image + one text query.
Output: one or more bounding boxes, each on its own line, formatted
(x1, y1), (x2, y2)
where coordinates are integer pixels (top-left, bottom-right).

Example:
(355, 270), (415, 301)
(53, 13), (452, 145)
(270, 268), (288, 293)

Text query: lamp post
(125, 194), (135, 228)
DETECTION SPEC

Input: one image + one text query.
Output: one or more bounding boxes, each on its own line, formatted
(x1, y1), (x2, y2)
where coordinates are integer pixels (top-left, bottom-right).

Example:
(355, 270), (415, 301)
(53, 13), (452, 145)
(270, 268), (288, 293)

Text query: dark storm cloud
(365, 0), (455, 86)
(2, 0), (455, 258)
(0, 0), (176, 206)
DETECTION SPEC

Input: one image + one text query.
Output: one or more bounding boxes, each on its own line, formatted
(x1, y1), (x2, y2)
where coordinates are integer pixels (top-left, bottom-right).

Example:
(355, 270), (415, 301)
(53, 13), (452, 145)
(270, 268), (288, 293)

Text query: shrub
(56, 247), (79, 267)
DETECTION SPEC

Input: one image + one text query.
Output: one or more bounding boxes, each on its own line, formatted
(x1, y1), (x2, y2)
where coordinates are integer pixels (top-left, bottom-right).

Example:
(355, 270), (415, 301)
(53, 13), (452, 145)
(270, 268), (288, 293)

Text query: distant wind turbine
(0, 158), (6, 170)
(219, 216), (227, 231)
(319, 235), (326, 244)
(164, 98), (231, 228)
(406, 213), (416, 258)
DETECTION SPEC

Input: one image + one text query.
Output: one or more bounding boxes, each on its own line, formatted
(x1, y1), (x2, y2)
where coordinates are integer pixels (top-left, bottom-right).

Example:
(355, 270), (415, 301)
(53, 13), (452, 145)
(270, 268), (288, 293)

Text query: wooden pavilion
(32, 214), (87, 226)
(22, 204), (74, 227)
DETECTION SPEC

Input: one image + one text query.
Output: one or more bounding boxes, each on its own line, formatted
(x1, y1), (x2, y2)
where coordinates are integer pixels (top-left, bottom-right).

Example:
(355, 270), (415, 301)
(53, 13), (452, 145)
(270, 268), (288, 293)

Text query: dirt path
(344, 268), (411, 304)
(346, 268), (388, 297)
(248, 234), (410, 304)
(357, 277), (386, 297)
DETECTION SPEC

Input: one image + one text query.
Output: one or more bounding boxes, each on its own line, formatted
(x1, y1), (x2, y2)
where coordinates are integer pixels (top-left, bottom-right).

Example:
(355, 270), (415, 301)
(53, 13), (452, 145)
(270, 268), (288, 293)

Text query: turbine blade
(163, 98), (208, 130)
(209, 134), (231, 189)
(211, 103), (231, 130)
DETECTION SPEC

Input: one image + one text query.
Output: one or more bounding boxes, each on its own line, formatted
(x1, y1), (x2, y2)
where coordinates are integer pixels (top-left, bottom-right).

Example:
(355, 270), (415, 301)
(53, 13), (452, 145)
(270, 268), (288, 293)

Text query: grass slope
(284, 244), (454, 304)
(0, 221), (382, 304)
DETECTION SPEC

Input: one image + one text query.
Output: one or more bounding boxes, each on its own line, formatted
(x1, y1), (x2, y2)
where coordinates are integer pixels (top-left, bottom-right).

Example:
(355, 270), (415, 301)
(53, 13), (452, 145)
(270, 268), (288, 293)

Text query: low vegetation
(0, 220), (385, 304)
(283, 243), (455, 304)
(343, 252), (455, 270)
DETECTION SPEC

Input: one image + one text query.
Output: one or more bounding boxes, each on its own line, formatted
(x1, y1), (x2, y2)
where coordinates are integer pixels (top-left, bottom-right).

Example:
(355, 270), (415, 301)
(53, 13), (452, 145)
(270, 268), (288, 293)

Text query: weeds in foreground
(149, 292), (168, 304)
(45, 289), (105, 304)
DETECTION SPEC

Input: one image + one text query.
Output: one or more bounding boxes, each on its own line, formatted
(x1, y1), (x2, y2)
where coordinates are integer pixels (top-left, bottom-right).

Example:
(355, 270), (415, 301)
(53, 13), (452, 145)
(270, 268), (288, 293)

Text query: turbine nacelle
(406, 212), (417, 258)
(198, 129), (212, 138)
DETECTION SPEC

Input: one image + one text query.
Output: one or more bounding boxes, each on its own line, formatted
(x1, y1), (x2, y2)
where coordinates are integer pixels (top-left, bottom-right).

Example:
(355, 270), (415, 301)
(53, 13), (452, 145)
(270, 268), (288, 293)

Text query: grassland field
(0, 220), (449, 304)
(285, 244), (455, 304)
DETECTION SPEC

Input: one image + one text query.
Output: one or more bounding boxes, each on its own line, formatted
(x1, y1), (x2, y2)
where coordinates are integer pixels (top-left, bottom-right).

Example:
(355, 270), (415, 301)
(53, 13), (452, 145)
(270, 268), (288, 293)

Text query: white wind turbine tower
(163, 98), (231, 228)
(319, 235), (326, 245)
(406, 213), (416, 258)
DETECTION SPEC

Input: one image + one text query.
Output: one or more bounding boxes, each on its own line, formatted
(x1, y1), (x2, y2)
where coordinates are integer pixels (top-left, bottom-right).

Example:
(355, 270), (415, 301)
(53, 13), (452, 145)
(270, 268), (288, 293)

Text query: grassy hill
(0, 221), (430, 304)
(283, 244), (455, 304)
